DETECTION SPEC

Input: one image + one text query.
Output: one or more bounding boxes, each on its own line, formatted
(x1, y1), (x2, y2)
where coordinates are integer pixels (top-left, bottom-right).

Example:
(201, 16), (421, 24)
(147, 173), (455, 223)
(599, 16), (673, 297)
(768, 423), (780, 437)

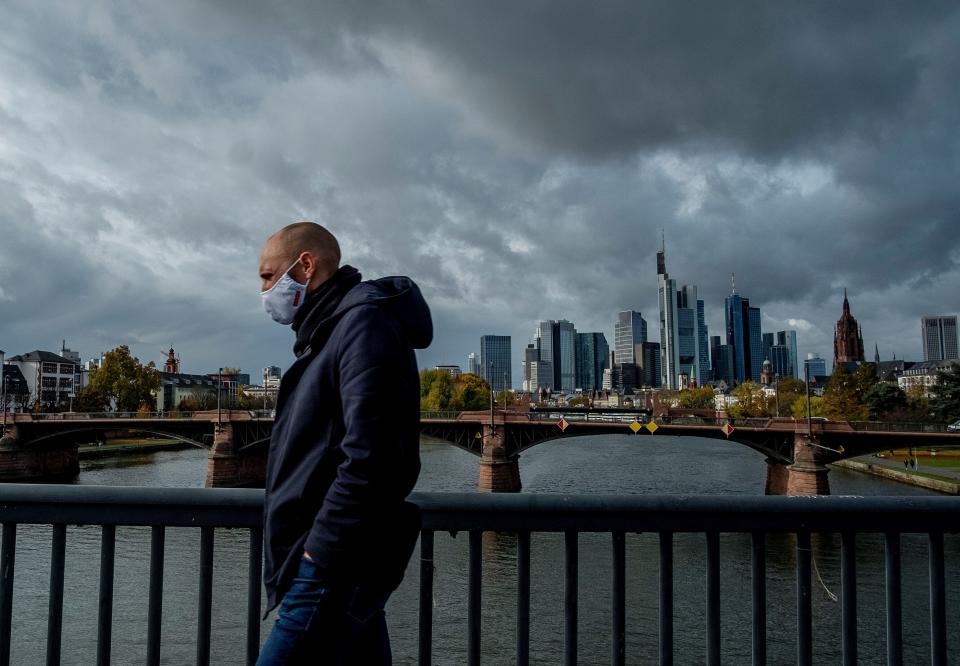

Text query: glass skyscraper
(576, 332), (609, 391)
(535, 320), (577, 392)
(614, 311), (647, 364)
(480, 335), (511, 392)
(725, 291), (762, 384)
(922, 316), (959, 361)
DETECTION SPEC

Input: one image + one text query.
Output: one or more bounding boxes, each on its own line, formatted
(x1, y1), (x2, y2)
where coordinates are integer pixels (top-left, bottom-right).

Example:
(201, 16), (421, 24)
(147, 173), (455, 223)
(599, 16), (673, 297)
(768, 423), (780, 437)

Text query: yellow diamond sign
(645, 421), (659, 434)
(558, 418), (569, 432)
(629, 420), (642, 433)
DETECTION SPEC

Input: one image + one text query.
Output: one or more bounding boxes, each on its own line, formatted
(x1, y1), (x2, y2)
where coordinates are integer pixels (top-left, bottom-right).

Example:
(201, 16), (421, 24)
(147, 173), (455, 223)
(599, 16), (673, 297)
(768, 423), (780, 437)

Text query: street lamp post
(489, 361), (495, 433)
(263, 368), (268, 414)
(1, 349), (6, 429)
(804, 362), (812, 435)
(774, 373), (780, 417)
(217, 367), (223, 427)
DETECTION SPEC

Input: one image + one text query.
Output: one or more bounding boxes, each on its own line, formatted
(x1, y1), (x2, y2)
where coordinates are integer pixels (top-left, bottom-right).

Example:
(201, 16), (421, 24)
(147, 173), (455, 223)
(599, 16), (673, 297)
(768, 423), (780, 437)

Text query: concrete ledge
(832, 459), (960, 495)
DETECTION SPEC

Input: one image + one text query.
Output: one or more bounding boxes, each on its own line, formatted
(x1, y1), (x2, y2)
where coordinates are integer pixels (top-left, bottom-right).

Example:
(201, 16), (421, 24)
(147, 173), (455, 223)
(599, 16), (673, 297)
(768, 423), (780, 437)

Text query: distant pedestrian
(256, 222), (431, 665)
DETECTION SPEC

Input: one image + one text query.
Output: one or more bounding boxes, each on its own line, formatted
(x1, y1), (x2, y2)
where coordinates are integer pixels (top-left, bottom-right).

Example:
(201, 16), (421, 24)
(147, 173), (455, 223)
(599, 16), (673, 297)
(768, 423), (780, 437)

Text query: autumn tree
(728, 381), (771, 418)
(774, 377), (807, 415)
(75, 346), (161, 412)
(820, 364), (869, 421)
(420, 369), (454, 411)
(677, 386), (715, 409)
(567, 395), (591, 408)
(452, 374), (491, 411)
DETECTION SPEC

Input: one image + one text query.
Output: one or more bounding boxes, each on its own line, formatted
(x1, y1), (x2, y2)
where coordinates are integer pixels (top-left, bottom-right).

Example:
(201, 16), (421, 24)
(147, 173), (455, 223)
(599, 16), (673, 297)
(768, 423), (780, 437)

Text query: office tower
(748, 306), (762, 382)
(467, 352), (480, 376)
(776, 330), (800, 378)
(833, 290), (865, 367)
(576, 332), (609, 391)
(479, 335), (511, 392)
(724, 277), (761, 384)
(676, 285), (708, 388)
(761, 333), (774, 365)
(921, 316), (959, 361)
(638, 341), (662, 388)
(710, 336), (722, 382)
(536, 320), (577, 392)
(658, 241), (706, 389)
(696, 298), (711, 383)
(716, 345), (735, 386)
(769, 345), (791, 378)
(805, 353), (827, 378)
(657, 244), (679, 389)
(523, 344), (554, 393)
(614, 311), (647, 364)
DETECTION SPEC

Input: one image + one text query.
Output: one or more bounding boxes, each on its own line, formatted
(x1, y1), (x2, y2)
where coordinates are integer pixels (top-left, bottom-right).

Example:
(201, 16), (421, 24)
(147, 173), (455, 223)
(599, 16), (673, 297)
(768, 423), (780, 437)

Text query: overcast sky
(1, 1), (958, 383)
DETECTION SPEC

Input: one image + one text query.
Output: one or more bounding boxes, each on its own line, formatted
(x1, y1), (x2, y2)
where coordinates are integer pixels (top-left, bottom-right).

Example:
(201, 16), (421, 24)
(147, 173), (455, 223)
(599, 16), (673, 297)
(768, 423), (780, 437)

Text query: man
(256, 222), (431, 664)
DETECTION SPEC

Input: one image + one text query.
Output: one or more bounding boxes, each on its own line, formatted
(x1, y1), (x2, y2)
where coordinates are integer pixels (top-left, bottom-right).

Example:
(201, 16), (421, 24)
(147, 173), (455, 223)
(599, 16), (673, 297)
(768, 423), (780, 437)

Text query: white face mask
(261, 259), (308, 325)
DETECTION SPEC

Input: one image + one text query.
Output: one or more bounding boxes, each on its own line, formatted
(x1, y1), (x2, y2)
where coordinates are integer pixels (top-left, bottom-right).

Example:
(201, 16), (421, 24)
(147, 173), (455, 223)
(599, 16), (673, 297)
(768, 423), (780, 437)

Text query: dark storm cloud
(1, 1), (958, 378)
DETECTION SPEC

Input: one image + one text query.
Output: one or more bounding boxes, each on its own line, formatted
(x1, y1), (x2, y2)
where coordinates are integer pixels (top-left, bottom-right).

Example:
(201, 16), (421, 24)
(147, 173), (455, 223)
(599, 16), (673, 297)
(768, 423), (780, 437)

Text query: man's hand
(303, 550), (313, 561)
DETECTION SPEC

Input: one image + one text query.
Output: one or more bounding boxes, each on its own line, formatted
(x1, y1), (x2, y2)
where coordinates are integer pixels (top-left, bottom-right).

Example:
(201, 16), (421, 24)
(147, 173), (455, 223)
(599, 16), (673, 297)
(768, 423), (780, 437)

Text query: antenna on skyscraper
(731, 272), (737, 295)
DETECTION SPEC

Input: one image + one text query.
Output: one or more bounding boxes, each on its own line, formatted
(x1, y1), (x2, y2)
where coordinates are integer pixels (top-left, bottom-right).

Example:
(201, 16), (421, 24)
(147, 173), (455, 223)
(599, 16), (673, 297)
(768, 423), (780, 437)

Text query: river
(5, 435), (958, 664)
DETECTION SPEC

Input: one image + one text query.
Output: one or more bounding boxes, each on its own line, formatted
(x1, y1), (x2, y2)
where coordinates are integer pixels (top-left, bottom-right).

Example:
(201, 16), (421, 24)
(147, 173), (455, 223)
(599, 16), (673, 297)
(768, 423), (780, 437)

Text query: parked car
(947, 419), (960, 432)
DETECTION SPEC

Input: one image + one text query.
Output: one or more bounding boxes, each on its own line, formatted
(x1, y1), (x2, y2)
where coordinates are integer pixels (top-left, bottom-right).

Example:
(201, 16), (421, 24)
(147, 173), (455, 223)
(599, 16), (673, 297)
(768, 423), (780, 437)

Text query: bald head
(259, 221), (341, 294)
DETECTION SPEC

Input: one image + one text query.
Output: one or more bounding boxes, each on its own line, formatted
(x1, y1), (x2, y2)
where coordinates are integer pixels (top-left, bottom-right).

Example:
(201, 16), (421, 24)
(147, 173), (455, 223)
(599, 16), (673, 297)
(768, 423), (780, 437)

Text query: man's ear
(298, 251), (317, 282)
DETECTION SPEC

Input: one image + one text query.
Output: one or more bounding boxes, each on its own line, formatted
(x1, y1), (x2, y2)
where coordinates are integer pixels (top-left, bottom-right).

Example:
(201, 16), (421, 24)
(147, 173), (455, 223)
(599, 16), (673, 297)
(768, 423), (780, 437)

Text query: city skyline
(2, 4), (958, 384)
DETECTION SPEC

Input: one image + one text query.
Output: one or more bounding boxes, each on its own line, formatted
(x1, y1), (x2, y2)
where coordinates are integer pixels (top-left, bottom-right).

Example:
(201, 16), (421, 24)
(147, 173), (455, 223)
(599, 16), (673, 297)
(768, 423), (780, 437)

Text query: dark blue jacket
(263, 269), (431, 612)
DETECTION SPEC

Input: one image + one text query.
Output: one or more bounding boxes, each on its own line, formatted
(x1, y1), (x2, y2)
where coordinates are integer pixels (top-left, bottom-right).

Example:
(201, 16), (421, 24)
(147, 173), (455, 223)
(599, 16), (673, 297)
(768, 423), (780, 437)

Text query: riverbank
(78, 438), (196, 459)
(832, 459), (960, 495)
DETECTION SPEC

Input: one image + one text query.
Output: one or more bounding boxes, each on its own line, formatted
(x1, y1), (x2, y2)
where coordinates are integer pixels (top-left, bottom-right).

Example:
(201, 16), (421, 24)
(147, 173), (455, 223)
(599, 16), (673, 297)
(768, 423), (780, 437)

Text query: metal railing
(0, 486), (957, 665)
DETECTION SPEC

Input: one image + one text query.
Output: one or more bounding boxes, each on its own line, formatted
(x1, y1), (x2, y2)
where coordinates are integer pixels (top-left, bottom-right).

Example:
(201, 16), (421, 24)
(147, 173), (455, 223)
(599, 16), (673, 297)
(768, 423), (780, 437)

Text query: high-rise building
(696, 298), (711, 383)
(769, 345), (791, 378)
(805, 353), (827, 378)
(637, 342), (662, 388)
(657, 243), (679, 389)
(761, 333), (774, 366)
(576, 332), (609, 391)
(676, 285), (709, 388)
(657, 242), (707, 389)
(776, 330), (800, 378)
(747, 306), (762, 382)
(479, 335), (511, 392)
(614, 311), (647, 364)
(724, 278), (761, 384)
(921, 316), (959, 361)
(523, 344), (554, 393)
(833, 290), (865, 368)
(536, 320), (577, 392)
(467, 352), (480, 376)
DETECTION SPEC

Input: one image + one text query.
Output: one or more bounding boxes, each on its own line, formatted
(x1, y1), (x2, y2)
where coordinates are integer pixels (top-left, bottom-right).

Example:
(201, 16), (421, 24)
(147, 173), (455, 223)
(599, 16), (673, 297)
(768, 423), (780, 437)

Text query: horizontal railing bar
(1, 487), (960, 533)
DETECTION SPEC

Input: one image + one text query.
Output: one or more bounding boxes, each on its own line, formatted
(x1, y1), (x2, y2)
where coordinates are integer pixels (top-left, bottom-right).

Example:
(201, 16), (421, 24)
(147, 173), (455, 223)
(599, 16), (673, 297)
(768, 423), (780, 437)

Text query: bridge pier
(206, 424), (267, 488)
(478, 424), (521, 493)
(765, 433), (830, 496)
(0, 426), (79, 482)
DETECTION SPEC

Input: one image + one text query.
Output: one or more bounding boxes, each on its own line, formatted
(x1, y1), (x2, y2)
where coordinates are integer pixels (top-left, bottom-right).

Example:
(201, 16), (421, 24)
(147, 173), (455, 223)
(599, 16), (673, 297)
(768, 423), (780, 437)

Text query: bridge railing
(0, 486), (956, 665)
(847, 420), (950, 434)
(418, 411), (463, 420)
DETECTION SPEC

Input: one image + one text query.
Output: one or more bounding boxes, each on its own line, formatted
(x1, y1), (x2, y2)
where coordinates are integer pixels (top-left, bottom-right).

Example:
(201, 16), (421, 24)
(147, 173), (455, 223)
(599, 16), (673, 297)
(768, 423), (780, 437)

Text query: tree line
(670, 363), (960, 423)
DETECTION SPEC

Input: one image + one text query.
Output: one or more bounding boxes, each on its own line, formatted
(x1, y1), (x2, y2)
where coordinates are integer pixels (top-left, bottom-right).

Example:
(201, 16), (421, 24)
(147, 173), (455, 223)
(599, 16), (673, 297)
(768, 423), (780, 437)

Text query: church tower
(833, 290), (865, 367)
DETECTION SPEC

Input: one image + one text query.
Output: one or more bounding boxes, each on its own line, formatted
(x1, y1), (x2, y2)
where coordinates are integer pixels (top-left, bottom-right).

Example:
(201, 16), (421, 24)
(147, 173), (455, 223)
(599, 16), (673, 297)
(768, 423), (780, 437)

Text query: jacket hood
(331, 276), (433, 349)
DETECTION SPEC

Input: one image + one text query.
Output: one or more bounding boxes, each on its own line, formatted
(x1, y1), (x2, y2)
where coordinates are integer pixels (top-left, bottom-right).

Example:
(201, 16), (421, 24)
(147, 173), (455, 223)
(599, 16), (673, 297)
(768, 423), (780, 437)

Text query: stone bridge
(0, 411), (272, 487)
(2, 410), (958, 495)
(421, 410), (960, 495)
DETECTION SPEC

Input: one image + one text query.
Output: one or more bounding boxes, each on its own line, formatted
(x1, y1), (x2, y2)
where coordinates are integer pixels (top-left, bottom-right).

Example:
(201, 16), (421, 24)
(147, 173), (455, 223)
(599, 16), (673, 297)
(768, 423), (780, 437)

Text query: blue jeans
(256, 556), (392, 665)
